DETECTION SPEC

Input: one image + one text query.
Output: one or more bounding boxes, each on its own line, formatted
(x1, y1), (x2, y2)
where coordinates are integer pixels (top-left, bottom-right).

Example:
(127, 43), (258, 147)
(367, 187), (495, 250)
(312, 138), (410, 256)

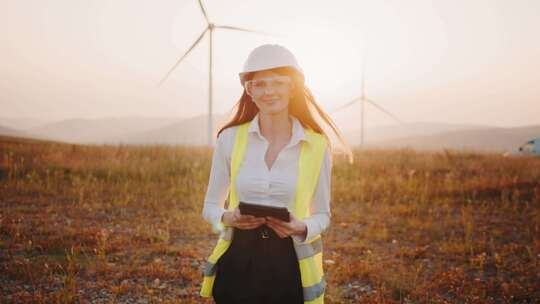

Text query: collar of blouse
(247, 112), (309, 149)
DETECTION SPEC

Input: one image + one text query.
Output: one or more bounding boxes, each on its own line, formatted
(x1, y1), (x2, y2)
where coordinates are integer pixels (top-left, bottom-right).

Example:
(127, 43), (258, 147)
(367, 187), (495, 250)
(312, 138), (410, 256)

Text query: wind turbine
(158, 0), (272, 146)
(331, 44), (404, 146)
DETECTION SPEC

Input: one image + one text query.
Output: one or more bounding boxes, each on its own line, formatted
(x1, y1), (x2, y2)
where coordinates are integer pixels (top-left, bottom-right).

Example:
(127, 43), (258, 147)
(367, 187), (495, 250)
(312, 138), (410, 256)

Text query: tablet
(238, 201), (290, 222)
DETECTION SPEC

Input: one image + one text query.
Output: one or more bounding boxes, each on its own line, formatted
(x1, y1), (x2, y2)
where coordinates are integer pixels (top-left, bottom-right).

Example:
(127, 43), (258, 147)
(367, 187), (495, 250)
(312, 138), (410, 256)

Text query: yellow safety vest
(200, 120), (328, 303)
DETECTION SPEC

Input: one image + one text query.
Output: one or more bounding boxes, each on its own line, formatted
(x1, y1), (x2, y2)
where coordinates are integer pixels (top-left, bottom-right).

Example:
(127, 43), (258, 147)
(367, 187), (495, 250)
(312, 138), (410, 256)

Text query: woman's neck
(258, 111), (292, 143)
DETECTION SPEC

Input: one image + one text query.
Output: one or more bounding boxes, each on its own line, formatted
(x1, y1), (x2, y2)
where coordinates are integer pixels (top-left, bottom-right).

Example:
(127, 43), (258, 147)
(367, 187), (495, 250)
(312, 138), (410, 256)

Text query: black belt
(260, 226), (270, 239)
(233, 225), (284, 241)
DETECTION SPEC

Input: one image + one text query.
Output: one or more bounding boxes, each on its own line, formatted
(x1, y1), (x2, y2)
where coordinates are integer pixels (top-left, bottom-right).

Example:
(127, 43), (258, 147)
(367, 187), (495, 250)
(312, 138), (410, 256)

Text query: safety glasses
(244, 75), (293, 96)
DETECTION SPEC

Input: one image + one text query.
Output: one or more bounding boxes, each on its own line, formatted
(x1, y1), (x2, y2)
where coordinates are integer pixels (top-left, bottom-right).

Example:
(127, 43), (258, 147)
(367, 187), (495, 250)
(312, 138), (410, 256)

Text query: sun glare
(281, 23), (365, 97)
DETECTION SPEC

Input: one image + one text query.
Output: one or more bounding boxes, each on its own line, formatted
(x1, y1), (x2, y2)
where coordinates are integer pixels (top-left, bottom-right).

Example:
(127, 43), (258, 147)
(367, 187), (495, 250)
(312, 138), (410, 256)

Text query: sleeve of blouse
(201, 129), (232, 232)
(291, 146), (332, 244)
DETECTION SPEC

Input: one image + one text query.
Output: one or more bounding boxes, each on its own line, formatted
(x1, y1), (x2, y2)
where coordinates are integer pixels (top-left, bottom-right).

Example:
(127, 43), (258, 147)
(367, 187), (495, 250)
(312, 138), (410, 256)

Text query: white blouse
(201, 112), (332, 244)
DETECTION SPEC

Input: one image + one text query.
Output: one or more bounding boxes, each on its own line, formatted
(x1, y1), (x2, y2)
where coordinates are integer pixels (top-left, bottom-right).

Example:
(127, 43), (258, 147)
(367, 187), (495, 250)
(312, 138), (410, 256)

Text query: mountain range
(1, 115), (538, 152)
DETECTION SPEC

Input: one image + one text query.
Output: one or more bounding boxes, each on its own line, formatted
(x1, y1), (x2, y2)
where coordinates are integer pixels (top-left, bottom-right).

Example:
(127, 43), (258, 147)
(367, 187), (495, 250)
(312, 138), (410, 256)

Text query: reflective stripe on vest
(200, 120), (328, 303)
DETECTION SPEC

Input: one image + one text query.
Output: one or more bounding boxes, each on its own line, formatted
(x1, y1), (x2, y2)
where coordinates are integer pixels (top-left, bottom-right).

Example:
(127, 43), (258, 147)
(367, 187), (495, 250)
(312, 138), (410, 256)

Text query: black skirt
(212, 224), (304, 304)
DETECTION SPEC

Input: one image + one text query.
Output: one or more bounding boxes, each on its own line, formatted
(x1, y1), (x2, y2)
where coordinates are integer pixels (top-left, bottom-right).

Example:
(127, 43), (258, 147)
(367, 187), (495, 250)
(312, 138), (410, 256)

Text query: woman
(200, 44), (352, 304)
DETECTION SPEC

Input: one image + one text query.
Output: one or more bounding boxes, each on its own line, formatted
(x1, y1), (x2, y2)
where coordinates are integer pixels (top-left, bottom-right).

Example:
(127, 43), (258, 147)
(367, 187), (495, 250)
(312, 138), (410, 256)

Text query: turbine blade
(330, 97), (362, 114)
(215, 25), (278, 36)
(364, 98), (404, 124)
(361, 52), (366, 97)
(198, 0), (209, 23)
(158, 28), (208, 86)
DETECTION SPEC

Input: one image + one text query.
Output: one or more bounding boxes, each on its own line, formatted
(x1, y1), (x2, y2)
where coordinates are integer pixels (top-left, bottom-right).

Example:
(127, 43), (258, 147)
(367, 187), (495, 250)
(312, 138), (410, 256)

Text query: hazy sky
(1, 0), (539, 129)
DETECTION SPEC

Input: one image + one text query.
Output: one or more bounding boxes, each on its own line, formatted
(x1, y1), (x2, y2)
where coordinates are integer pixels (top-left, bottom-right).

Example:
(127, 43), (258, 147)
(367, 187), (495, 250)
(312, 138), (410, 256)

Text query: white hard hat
(239, 44), (304, 84)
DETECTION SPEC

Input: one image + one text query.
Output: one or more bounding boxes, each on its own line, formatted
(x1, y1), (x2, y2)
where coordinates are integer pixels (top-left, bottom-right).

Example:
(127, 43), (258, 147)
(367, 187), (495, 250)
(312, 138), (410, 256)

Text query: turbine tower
(331, 44), (404, 146)
(158, 0), (271, 146)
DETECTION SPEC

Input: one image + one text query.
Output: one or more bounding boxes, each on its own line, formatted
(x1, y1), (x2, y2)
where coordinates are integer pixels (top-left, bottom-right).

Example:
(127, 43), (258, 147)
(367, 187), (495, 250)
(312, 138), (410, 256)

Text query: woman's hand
(266, 213), (307, 240)
(221, 207), (266, 230)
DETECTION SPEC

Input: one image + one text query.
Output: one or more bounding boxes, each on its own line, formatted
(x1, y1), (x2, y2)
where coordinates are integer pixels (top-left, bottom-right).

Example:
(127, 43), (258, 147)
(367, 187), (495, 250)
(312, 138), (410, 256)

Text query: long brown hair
(217, 67), (354, 163)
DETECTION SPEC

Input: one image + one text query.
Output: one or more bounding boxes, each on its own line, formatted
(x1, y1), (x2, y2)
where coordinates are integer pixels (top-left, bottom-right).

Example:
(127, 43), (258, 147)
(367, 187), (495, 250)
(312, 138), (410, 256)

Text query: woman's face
(246, 70), (293, 116)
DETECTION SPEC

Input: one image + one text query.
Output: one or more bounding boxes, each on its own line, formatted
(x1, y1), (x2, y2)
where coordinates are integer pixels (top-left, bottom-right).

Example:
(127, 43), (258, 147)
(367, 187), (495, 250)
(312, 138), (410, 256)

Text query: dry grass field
(1, 135), (539, 303)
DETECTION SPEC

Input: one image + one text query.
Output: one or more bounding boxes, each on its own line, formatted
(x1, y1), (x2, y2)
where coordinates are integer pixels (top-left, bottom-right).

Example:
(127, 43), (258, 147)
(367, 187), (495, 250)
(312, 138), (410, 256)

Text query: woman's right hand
(221, 207), (266, 230)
